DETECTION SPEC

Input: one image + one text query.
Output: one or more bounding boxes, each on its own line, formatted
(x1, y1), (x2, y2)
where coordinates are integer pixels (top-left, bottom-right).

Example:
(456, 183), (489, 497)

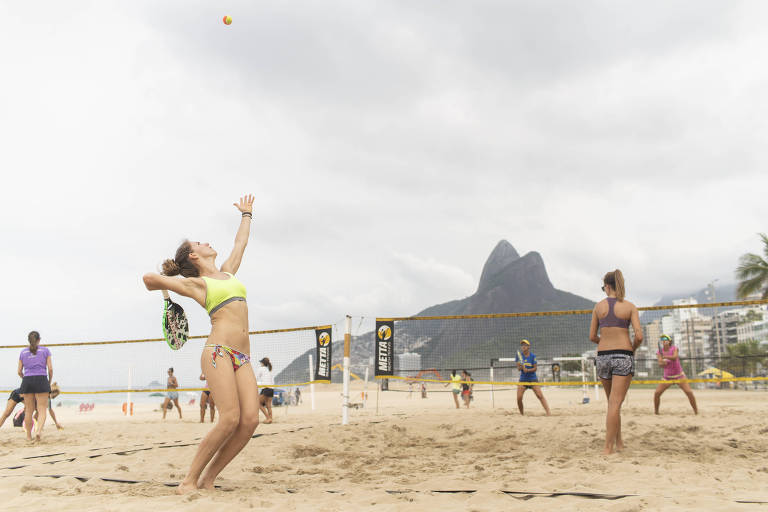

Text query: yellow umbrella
(698, 367), (735, 379)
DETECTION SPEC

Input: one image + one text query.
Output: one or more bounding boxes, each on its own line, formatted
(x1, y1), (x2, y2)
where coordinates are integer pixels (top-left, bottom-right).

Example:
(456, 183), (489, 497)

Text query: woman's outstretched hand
(234, 194), (254, 214)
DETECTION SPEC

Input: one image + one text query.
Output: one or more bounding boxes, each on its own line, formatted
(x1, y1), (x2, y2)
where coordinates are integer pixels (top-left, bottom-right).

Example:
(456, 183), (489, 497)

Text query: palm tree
(720, 340), (768, 378)
(736, 233), (768, 299)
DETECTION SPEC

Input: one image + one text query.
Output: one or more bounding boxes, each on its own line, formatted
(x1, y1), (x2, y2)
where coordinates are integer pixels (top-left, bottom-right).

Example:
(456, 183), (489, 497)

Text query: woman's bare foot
(264, 419), (272, 424)
(175, 479), (198, 495)
(197, 477), (215, 490)
(615, 440), (625, 452)
(34, 433), (42, 442)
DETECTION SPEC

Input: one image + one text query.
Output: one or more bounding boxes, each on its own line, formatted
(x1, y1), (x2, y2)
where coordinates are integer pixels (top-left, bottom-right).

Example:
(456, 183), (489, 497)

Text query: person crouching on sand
(34, 382), (63, 430)
(0, 388), (24, 429)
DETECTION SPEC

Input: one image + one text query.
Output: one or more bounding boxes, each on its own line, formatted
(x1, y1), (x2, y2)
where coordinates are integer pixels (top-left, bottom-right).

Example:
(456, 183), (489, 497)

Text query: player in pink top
(653, 334), (698, 415)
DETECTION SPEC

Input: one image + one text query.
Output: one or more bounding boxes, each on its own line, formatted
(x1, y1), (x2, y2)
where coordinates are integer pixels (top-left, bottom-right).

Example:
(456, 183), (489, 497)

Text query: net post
(126, 367), (132, 417)
(593, 360), (599, 401)
(342, 315), (351, 425)
(489, 358), (497, 409)
(309, 354), (316, 411)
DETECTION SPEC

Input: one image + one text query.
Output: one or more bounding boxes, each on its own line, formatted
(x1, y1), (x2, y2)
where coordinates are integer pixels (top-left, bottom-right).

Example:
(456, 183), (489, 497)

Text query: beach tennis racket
(162, 290), (189, 350)
(517, 350), (524, 374)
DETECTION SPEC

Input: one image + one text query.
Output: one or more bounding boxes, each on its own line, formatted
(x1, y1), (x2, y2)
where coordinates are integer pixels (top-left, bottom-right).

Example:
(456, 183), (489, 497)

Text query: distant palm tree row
(736, 233), (768, 299)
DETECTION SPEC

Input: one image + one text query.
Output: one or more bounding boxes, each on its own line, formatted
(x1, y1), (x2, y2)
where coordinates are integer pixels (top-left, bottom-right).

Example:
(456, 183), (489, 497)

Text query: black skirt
(20, 375), (50, 395)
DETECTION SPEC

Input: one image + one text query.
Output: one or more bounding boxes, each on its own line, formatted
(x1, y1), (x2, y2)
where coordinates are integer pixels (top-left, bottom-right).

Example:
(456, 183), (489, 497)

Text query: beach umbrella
(697, 367), (735, 379)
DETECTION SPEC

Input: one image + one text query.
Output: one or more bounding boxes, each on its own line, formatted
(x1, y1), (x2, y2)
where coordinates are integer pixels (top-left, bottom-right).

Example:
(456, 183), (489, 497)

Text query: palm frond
(737, 274), (768, 299)
(735, 253), (768, 279)
(761, 233), (768, 260)
(736, 234), (768, 298)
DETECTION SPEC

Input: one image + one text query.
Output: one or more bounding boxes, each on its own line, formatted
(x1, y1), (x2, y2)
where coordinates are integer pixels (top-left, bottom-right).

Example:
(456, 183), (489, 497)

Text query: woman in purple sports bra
(654, 334), (698, 415)
(589, 269), (643, 455)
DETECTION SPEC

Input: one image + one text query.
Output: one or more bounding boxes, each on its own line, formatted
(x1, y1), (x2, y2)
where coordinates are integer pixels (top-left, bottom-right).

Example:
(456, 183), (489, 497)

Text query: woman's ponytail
(614, 269), (625, 301)
(28, 331), (40, 355)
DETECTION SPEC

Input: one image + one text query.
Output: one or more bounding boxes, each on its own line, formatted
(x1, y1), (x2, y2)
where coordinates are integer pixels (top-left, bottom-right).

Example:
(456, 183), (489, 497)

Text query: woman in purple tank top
(653, 334), (698, 415)
(589, 269), (643, 455)
(17, 331), (53, 442)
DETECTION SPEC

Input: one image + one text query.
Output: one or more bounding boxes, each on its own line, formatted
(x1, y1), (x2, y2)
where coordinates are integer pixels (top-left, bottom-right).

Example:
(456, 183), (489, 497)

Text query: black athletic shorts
(9, 389), (23, 403)
(260, 388), (274, 398)
(20, 376), (50, 395)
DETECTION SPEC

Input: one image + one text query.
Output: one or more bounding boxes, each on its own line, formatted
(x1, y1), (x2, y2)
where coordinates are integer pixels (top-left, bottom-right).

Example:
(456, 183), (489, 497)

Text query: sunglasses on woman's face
(601, 285), (605, 292)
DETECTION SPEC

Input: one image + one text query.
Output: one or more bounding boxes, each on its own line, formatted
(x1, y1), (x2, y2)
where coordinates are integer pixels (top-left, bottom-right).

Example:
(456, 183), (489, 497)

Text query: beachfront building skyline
(644, 296), (768, 368)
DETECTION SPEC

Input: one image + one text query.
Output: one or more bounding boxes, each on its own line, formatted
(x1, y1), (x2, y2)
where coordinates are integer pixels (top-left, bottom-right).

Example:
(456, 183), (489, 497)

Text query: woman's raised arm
(221, 194), (254, 275)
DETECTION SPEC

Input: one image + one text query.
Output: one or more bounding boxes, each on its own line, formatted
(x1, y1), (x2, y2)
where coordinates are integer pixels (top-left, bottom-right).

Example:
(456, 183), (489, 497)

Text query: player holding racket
(516, 339), (551, 416)
(142, 194), (258, 493)
(589, 269), (642, 455)
(654, 334), (698, 415)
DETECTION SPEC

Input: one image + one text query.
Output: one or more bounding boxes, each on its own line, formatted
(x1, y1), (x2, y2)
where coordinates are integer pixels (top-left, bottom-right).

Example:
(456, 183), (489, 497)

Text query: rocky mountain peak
(477, 240), (520, 292)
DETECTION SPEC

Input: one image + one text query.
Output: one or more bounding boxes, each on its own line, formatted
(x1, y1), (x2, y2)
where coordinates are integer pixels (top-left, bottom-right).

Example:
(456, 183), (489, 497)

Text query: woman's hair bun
(161, 258), (181, 276)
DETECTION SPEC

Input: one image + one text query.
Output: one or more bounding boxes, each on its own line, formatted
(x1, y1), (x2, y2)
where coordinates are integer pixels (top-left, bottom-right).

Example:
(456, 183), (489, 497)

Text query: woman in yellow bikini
(143, 194), (258, 493)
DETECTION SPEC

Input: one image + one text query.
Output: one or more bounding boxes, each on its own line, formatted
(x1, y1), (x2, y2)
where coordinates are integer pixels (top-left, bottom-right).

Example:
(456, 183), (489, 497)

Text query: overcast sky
(2, 1), (767, 385)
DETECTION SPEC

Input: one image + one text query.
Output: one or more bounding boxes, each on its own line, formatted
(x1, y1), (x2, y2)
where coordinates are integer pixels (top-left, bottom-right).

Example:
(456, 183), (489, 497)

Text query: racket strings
(164, 301), (189, 350)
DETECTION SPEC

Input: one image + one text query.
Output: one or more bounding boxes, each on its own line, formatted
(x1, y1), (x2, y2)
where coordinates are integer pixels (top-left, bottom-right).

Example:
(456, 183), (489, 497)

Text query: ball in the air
(223, 15), (232, 25)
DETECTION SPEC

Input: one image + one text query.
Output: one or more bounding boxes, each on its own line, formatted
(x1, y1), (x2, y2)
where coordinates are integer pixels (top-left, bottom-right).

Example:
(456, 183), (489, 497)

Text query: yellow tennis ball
(223, 15), (232, 25)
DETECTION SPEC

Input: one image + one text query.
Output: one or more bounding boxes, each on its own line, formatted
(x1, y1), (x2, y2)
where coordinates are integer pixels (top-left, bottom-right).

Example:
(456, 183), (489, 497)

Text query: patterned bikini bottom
(205, 344), (251, 371)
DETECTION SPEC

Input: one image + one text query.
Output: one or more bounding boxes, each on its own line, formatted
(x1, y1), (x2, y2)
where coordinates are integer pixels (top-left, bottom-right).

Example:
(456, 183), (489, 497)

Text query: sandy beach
(1, 385), (767, 511)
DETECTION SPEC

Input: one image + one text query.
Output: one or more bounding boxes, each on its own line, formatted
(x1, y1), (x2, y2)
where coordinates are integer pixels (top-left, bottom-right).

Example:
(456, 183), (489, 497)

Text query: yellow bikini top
(201, 272), (247, 316)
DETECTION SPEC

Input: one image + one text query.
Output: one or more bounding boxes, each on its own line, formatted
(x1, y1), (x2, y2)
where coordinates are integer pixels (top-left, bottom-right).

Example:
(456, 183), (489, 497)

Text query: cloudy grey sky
(2, 1), (767, 384)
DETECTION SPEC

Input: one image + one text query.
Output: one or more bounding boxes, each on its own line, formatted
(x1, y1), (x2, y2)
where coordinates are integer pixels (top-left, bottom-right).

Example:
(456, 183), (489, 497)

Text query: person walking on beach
(199, 373), (216, 423)
(589, 269), (643, 455)
(162, 368), (182, 420)
(143, 194), (259, 493)
(444, 370), (462, 409)
(460, 370), (473, 408)
(0, 387), (24, 429)
(516, 339), (551, 416)
(17, 331), (52, 442)
(654, 334), (698, 415)
(256, 357), (275, 424)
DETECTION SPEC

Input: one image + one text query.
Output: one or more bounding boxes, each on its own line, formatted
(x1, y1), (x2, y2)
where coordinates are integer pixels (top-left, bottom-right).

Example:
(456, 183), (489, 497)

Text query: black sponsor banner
(375, 320), (394, 377)
(315, 327), (332, 382)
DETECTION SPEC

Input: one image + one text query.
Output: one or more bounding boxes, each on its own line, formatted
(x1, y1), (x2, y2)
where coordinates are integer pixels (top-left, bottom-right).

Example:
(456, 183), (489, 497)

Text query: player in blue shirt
(516, 339), (551, 416)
